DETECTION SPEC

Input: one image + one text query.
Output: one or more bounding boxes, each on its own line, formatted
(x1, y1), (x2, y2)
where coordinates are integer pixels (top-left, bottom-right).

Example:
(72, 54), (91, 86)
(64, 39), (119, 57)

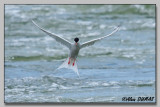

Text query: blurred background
(5, 5), (155, 103)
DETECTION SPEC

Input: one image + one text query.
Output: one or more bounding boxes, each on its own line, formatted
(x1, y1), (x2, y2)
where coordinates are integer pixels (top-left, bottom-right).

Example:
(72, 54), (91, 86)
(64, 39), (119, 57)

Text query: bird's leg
(73, 59), (76, 66)
(68, 57), (70, 64)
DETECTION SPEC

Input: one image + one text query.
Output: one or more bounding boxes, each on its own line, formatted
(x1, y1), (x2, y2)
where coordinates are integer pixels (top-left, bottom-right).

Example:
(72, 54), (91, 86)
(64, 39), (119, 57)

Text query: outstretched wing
(80, 26), (120, 49)
(32, 20), (72, 49)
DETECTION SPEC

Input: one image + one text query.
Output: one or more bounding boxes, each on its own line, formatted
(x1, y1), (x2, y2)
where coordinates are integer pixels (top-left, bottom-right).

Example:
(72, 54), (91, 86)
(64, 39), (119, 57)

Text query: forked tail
(57, 57), (79, 76)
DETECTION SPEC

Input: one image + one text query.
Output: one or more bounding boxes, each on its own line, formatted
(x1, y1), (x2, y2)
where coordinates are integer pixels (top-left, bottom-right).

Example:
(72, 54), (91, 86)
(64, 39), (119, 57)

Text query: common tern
(32, 20), (120, 76)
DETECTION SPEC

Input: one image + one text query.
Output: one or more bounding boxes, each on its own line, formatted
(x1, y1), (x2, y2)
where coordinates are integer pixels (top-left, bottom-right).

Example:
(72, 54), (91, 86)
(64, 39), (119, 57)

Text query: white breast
(69, 43), (80, 59)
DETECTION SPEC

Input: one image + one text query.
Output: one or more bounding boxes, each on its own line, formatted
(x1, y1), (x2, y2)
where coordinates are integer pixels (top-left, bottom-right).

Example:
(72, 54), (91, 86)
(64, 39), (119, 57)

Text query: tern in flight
(32, 20), (120, 76)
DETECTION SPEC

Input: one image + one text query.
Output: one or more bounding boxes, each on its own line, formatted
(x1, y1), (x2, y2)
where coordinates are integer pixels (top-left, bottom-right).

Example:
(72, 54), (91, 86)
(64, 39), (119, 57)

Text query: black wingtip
(117, 23), (122, 28)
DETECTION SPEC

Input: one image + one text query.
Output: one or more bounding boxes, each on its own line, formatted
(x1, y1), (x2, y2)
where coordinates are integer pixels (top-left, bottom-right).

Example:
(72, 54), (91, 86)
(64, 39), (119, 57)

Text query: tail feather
(57, 57), (79, 76)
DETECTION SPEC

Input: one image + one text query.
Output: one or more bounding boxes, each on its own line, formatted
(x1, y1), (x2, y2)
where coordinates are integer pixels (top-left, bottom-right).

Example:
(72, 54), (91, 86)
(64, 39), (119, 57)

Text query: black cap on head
(74, 37), (79, 43)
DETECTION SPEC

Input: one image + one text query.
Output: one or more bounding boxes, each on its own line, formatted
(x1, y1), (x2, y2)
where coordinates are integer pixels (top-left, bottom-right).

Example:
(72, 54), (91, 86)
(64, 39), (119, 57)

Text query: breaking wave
(5, 75), (155, 102)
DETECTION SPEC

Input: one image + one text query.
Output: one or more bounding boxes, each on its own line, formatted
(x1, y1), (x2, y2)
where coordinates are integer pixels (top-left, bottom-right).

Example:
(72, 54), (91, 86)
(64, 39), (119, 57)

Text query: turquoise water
(5, 5), (156, 103)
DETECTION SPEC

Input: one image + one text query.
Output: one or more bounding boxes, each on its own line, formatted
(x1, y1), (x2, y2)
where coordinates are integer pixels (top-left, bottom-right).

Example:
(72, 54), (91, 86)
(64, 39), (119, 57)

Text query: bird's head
(74, 37), (79, 45)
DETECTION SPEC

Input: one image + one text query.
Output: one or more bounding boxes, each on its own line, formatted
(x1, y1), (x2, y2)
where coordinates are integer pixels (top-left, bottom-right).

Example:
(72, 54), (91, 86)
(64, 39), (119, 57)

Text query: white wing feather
(32, 20), (72, 49)
(80, 26), (120, 49)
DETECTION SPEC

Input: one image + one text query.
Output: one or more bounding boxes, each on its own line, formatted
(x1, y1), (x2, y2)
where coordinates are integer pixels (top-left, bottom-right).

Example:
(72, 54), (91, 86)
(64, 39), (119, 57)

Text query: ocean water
(4, 5), (156, 103)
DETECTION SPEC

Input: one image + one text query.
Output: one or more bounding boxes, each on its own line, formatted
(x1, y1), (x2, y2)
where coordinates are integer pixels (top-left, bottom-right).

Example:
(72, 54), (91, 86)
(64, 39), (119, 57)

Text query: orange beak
(76, 43), (77, 45)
